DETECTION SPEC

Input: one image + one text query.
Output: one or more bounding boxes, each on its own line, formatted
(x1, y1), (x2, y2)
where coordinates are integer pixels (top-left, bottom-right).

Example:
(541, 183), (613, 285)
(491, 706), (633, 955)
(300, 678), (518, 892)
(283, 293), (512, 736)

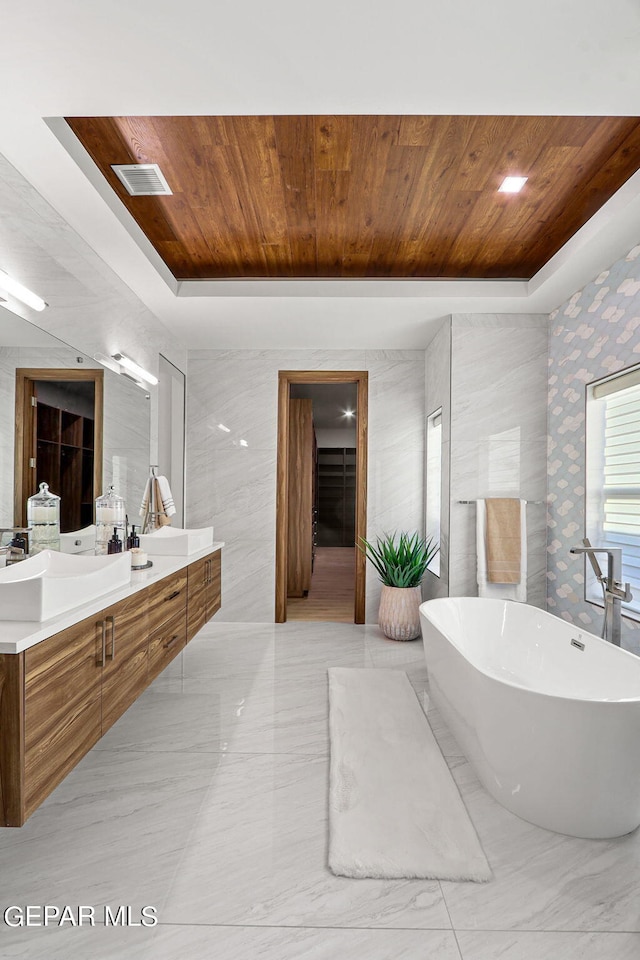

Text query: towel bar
(457, 499), (545, 505)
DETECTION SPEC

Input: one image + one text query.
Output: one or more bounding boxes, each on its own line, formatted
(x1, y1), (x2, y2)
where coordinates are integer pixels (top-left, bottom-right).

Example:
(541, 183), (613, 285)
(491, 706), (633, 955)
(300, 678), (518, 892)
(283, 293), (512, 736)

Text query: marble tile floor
(1, 621), (639, 960)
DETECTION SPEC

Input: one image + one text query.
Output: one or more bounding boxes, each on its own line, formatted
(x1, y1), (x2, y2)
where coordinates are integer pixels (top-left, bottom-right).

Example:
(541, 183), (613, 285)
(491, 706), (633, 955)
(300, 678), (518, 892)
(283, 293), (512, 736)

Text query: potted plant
(359, 531), (439, 641)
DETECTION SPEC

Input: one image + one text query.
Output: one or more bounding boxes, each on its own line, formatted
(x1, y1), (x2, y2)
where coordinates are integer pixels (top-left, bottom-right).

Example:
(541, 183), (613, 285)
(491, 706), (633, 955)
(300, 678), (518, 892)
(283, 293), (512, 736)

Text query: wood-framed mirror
(15, 368), (104, 530)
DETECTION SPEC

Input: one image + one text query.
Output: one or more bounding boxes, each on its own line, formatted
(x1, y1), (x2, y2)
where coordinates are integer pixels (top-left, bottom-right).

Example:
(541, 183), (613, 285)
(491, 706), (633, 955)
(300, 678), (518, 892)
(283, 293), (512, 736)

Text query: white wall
(315, 426), (357, 447)
(185, 349), (425, 622)
(447, 314), (549, 607)
(424, 314), (549, 608)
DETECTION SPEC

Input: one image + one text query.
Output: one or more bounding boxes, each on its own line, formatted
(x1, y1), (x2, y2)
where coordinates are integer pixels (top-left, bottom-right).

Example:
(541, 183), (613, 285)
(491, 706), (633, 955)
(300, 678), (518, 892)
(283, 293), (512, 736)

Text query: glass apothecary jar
(95, 485), (126, 555)
(27, 482), (61, 553)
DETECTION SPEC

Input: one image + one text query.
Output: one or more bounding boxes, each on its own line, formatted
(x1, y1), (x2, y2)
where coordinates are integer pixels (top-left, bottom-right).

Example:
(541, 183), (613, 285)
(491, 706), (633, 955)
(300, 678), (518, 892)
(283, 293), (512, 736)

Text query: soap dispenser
(107, 527), (123, 554)
(127, 524), (140, 550)
(27, 482), (61, 553)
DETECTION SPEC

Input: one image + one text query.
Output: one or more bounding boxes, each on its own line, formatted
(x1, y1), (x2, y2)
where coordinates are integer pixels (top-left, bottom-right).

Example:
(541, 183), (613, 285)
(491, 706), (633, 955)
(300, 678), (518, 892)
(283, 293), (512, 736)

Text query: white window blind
(594, 380), (640, 616)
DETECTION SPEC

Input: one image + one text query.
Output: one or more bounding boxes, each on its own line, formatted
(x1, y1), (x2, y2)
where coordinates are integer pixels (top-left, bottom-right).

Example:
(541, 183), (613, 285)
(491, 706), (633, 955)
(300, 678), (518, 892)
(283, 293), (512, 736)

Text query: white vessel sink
(59, 524), (97, 554)
(138, 526), (214, 556)
(0, 550), (131, 622)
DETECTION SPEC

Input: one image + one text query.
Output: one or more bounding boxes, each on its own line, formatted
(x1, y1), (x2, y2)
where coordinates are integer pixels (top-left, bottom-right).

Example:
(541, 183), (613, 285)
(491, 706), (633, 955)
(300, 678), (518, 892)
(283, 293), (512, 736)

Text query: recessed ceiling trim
(176, 278), (530, 298)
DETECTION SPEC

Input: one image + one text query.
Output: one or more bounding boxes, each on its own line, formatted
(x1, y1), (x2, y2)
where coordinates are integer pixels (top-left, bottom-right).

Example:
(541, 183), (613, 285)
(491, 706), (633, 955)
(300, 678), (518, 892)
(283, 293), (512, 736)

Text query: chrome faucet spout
(569, 540), (632, 646)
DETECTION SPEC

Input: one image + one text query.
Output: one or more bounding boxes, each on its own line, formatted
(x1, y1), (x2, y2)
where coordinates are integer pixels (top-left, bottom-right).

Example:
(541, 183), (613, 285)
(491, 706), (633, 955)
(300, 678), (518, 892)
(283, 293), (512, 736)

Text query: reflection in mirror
(0, 306), (151, 534)
(425, 408), (442, 576)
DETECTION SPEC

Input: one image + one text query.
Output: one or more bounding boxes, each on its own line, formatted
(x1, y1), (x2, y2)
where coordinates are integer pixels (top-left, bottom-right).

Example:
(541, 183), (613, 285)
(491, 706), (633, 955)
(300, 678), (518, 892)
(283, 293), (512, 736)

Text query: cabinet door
(24, 615), (103, 819)
(187, 556), (208, 642)
(149, 609), (186, 682)
(101, 591), (149, 735)
(206, 551), (222, 621)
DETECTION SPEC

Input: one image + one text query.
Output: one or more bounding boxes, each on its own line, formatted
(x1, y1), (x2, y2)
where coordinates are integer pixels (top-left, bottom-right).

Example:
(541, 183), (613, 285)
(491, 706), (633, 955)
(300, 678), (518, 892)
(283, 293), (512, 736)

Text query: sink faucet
(0, 527), (32, 562)
(569, 538), (632, 646)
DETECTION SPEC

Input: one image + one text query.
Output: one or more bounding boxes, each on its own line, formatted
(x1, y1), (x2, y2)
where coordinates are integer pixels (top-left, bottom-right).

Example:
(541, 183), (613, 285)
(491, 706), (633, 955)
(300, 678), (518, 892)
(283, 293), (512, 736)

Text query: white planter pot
(378, 584), (422, 641)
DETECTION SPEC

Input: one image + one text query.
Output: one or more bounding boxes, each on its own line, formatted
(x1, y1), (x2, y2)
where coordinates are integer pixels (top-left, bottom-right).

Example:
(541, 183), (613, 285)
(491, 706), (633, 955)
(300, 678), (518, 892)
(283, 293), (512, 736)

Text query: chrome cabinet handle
(163, 634), (179, 650)
(106, 615), (116, 660)
(206, 559), (211, 583)
(97, 619), (106, 666)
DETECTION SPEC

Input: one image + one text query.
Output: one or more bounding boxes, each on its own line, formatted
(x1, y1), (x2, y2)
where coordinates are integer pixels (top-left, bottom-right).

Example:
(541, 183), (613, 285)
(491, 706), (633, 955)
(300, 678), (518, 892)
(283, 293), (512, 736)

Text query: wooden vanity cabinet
(0, 547), (221, 827)
(186, 551), (221, 642)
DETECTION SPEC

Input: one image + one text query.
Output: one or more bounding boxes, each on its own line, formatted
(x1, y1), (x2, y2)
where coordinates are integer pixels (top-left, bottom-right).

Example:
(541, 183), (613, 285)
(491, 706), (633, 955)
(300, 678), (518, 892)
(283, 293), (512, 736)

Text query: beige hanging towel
(485, 498), (522, 584)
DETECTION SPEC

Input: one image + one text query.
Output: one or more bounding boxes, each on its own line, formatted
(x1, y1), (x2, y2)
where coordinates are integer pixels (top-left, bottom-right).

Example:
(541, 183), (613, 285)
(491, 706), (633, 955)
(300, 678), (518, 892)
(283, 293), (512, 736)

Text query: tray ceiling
(66, 114), (640, 283)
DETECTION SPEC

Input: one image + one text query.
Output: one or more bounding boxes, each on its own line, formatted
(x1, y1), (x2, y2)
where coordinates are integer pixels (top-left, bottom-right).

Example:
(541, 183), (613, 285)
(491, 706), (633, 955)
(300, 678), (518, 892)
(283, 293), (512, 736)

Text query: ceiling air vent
(110, 163), (173, 197)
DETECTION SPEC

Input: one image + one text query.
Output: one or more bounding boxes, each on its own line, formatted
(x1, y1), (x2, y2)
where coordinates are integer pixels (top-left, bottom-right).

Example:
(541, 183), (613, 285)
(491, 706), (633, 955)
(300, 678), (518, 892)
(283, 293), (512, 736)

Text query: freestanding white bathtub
(419, 598), (640, 839)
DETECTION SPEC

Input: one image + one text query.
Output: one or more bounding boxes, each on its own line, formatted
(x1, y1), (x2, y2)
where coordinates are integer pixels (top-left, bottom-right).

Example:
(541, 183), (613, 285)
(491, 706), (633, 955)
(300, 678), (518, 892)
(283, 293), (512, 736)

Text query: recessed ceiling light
(343, 409), (355, 419)
(218, 423), (231, 433)
(498, 176), (528, 194)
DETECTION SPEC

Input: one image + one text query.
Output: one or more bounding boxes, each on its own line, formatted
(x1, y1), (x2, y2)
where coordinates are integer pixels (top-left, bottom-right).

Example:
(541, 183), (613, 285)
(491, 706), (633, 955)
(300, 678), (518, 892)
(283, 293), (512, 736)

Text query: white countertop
(0, 542), (224, 655)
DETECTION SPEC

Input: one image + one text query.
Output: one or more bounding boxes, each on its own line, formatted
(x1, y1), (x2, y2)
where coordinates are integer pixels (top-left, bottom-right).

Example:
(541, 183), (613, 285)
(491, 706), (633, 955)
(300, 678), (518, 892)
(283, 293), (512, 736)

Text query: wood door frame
(275, 370), (368, 624)
(14, 368), (104, 527)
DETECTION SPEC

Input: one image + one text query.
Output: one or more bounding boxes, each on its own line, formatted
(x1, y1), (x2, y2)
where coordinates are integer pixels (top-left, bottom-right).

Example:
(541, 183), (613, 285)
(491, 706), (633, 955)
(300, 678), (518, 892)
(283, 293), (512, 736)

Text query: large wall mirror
(0, 307), (151, 533)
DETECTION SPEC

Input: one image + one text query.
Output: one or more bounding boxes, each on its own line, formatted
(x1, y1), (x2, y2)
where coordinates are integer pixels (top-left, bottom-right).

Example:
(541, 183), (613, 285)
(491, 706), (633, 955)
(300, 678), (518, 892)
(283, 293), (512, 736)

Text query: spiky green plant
(358, 531), (439, 588)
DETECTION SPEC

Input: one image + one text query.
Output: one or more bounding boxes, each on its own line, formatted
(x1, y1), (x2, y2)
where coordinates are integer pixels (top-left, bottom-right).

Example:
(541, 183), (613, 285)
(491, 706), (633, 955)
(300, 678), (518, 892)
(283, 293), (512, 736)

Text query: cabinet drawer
(147, 570), (188, 634)
(148, 609), (186, 681)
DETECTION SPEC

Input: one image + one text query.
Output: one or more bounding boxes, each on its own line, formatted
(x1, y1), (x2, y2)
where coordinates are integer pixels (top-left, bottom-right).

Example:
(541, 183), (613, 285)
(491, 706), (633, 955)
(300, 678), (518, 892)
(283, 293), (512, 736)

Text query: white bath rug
(328, 667), (491, 882)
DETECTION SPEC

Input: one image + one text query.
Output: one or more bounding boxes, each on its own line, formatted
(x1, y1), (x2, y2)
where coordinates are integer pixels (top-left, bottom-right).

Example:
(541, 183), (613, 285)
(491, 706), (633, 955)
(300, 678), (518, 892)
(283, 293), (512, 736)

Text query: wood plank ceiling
(66, 115), (640, 281)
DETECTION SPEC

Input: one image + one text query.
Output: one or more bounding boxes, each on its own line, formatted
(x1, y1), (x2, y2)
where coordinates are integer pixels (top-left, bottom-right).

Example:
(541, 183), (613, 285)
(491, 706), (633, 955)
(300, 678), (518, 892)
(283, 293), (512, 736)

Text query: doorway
(275, 371), (368, 624)
(15, 368), (103, 530)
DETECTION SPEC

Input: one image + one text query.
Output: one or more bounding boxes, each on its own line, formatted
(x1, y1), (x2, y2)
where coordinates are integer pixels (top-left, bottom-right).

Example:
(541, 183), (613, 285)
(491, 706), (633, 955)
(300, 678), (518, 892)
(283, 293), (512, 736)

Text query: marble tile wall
(0, 346), (150, 527)
(448, 314), (549, 607)
(0, 155), (186, 379)
(0, 153), (185, 499)
(423, 319), (451, 601)
(548, 244), (640, 654)
(185, 350), (425, 622)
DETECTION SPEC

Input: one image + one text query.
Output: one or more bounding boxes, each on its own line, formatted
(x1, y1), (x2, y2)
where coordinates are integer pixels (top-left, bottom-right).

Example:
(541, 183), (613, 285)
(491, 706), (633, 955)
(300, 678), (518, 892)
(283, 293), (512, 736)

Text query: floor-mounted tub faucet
(569, 538), (632, 646)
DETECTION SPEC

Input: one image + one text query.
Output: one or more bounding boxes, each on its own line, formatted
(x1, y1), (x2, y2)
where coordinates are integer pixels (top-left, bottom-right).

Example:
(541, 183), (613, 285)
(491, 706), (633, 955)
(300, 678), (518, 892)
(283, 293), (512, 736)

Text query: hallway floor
(287, 547), (355, 622)
(1, 621), (639, 959)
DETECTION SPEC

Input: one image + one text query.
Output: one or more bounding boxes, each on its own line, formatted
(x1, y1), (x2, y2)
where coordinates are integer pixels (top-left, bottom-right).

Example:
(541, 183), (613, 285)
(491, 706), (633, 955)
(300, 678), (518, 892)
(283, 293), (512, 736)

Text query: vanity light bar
(112, 353), (158, 386)
(0, 269), (47, 311)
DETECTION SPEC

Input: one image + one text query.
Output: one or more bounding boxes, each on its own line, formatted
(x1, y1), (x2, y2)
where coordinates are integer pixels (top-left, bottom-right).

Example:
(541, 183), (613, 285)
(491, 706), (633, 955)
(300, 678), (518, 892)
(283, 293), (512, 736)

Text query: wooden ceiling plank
(226, 116), (293, 275)
(146, 117), (242, 278)
(365, 139), (447, 276)
(342, 116), (400, 267)
(315, 169), (351, 276)
(315, 116), (353, 172)
(273, 116), (318, 275)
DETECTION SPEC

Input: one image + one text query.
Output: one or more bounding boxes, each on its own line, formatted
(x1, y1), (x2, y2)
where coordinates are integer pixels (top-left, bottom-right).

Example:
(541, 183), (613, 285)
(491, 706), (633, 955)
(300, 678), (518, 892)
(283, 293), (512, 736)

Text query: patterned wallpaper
(547, 243), (640, 655)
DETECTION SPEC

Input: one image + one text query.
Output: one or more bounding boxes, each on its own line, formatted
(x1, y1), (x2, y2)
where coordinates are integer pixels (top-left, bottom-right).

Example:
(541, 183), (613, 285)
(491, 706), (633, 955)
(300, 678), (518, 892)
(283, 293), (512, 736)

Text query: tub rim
(419, 596), (640, 706)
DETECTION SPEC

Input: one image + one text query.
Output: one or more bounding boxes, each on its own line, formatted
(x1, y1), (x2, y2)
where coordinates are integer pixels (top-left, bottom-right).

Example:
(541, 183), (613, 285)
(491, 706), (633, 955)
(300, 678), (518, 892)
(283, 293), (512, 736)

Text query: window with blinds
(586, 369), (640, 618)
